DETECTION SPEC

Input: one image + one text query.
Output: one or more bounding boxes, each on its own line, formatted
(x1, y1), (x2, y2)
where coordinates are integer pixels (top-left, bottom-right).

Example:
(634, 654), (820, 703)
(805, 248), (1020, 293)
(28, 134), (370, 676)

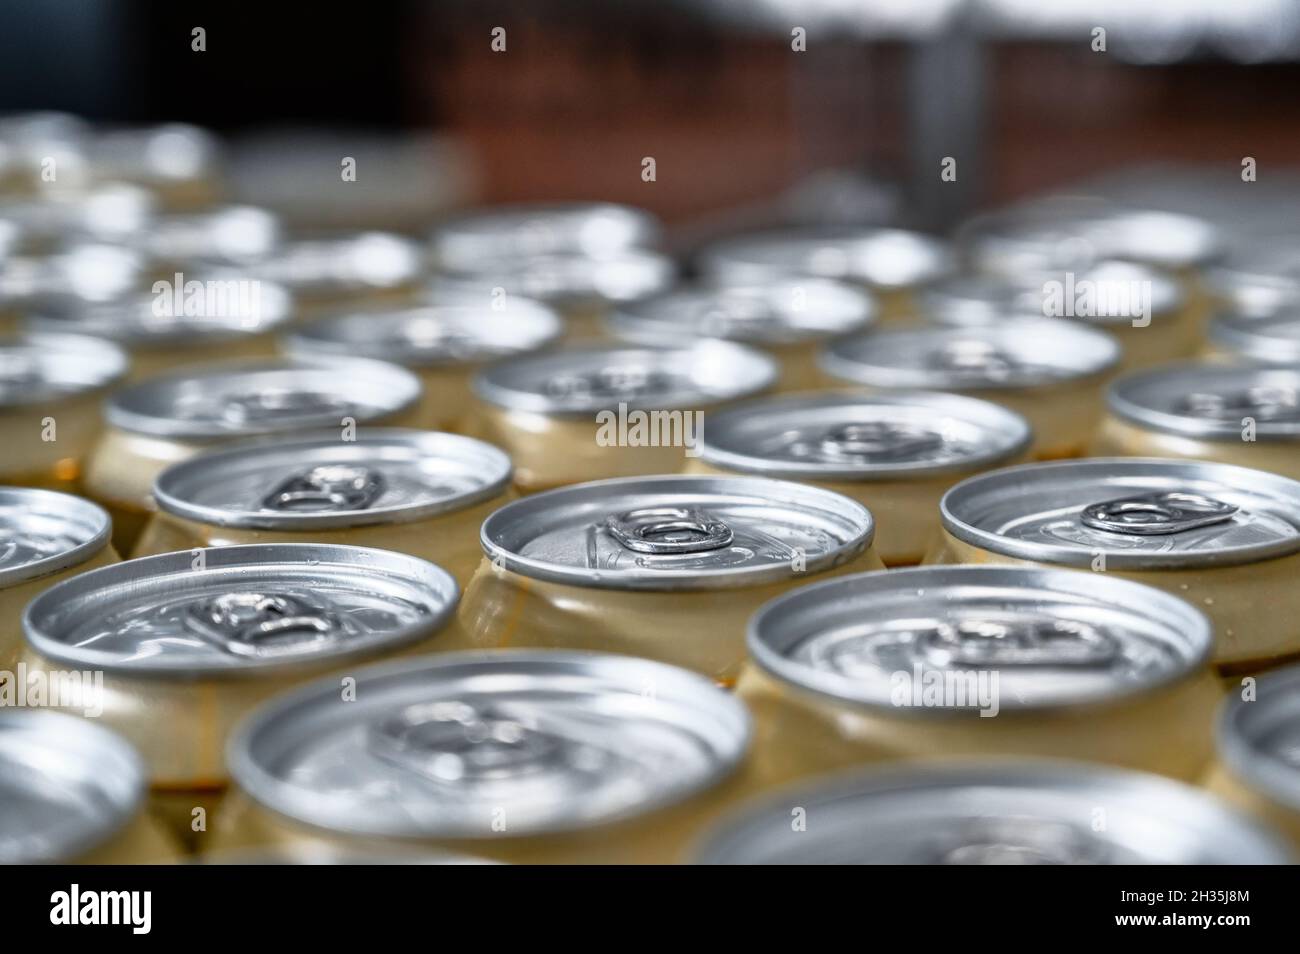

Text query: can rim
(746, 564), (1213, 714)
(1107, 362), (1300, 440)
(0, 332), (130, 408)
(479, 473), (875, 590)
(1207, 311), (1300, 365)
(1216, 664), (1300, 813)
(939, 457), (1300, 569)
(226, 649), (750, 840)
(22, 543), (459, 678)
(696, 389), (1033, 480)
(0, 488), (112, 587)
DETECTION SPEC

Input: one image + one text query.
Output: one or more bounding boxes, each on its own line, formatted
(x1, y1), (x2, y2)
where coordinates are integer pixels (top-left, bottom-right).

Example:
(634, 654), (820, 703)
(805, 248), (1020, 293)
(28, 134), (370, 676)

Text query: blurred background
(5, 0), (1300, 239)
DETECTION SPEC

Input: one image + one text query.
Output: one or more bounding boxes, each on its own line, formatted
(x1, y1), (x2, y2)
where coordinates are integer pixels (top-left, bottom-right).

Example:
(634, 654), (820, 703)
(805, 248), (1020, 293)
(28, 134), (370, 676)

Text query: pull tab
(927, 339), (1021, 380)
(696, 297), (781, 335)
(182, 592), (344, 658)
(261, 464), (386, 513)
(218, 388), (351, 427)
(1080, 491), (1238, 536)
(1181, 386), (1300, 422)
(547, 366), (676, 402)
(393, 317), (478, 358)
(368, 701), (564, 784)
(816, 421), (944, 463)
(606, 507), (734, 554)
(919, 618), (1120, 668)
(940, 819), (1098, 865)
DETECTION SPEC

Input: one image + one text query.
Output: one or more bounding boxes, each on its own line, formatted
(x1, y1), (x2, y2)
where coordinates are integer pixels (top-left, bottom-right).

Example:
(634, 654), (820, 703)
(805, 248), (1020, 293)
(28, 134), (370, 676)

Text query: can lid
(750, 565), (1211, 713)
(431, 202), (661, 267)
(154, 429), (511, 530)
(1207, 241), (1300, 319)
(609, 278), (876, 346)
(0, 710), (147, 863)
(93, 123), (220, 186)
(1208, 310), (1300, 365)
(699, 228), (952, 290)
(821, 319), (1120, 390)
(142, 205), (281, 265)
(481, 474), (874, 590)
(429, 248), (675, 308)
(247, 232), (423, 296)
(1218, 664), (1300, 812)
(922, 261), (1183, 328)
(4, 242), (146, 305)
(0, 332), (128, 408)
(105, 357), (421, 439)
(26, 277), (293, 347)
(941, 458), (1300, 569)
(228, 650), (748, 839)
(1109, 363), (1300, 441)
(0, 488), (111, 587)
(23, 543), (458, 678)
(0, 183), (156, 244)
(284, 300), (562, 368)
(473, 341), (776, 416)
(695, 761), (1290, 864)
(697, 391), (1031, 480)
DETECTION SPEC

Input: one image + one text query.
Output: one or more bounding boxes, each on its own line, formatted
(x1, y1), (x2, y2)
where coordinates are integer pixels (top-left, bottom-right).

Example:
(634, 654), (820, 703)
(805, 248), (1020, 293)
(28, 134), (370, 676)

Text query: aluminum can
(928, 457), (1300, 673)
(456, 475), (882, 683)
(1206, 238), (1300, 320)
(684, 390), (1031, 565)
(1204, 308), (1300, 365)
(431, 202), (661, 265)
(91, 122), (223, 210)
(819, 319), (1120, 459)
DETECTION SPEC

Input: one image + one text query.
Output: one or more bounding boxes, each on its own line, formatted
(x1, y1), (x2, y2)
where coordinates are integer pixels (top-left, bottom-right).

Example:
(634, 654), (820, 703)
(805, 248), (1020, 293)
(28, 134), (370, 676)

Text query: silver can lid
(247, 232), (423, 296)
(26, 277), (293, 347)
(284, 300), (562, 368)
(696, 761), (1289, 864)
(105, 357), (422, 440)
(93, 123), (221, 186)
(609, 278), (876, 346)
(3, 241), (146, 305)
(431, 202), (661, 267)
(697, 391), (1031, 480)
(473, 341), (776, 416)
(1208, 309), (1300, 365)
(1217, 663), (1300, 812)
(0, 332), (128, 408)
(0, 487), (111, 587)
(481, 474), (874, 591)
(429, 248), (675, 309)
(0, 710), (147, 864)
(749, 565), (1211, 712)
(1109, 363), (1300, 442)
(228, 650), (748, 839)
(0, 183), (157, 245)
(1207, 241), (1300, 319)
(821, 319), (1120, 390)
(23, 543), (458, 678)
(922, 261), (1183, 328)
(699, 228), (953, 290)
(154, 429), (511, 530)
(141, 205), (280, 265)
(941, 458), (1300, 569)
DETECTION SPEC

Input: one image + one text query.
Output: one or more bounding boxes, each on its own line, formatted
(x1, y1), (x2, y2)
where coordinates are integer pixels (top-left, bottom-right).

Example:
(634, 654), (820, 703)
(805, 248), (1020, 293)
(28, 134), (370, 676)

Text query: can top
(0, 487), (111, 587)
(93, 122), (221, 186)
(1217, 664), (1300, 812)
(0, 332), (128, 408)
(26, 277), (293, 347)
(941, 458), (1300, 569)
(473, 341), (776, 416)
(1109, 363), (1300, 442)
(481, 474), (874, 590)
(105, 357), (421, 439)
(143, 205), (281, 265)
(750, 565), (1211, 713)
(1208, 309), (1300, 365)
(228, 650), (749, 839)
(284, 300), (563, 369)
(154, 429), (511, 530)
(430, 248), (676, 309)
(0, 710), (147, 864)
(921, 260), (1183, 328)
(23, 543), (458, 678)
(247, 232), (423, 297)
(696, 761), (1289, 864)
(1207, 241), (1300, 319)
(0, 183), (157, 244)
(697, 391), (1031, 480)
(430, 202), (661, 267)
(821, 319), (1120, 390)
(3, 241), (146, 306)
(699, 228), (952, 290)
